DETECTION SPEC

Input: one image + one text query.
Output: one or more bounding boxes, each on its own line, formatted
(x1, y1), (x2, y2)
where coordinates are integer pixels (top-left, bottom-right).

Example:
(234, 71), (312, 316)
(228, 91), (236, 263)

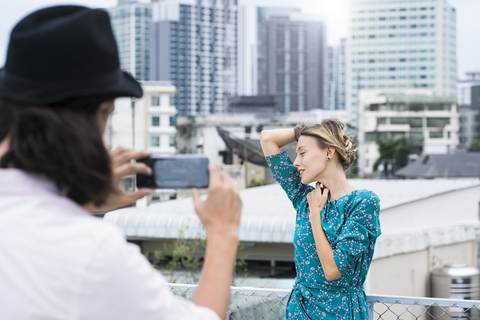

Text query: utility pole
(244, 126), (251, 189)
(243, 138), (248, 189)
(131, 97), (136, 204)
(131, 97), (136, 150)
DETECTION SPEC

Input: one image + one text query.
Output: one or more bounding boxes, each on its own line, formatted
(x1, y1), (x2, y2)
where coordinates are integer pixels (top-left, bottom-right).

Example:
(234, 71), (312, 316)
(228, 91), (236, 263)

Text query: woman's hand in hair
(307, 182), (329, 226)
(83, 147), (154, 213)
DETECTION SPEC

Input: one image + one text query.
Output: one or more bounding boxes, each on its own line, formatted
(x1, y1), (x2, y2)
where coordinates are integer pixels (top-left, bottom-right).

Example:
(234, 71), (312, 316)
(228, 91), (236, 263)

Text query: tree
(468, 139), (480, 151)
(373, 137), (413, 179)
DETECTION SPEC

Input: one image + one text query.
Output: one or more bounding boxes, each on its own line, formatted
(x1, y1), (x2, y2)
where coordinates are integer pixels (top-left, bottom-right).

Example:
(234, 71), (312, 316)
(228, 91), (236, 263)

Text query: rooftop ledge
(104, 179), (480, 256)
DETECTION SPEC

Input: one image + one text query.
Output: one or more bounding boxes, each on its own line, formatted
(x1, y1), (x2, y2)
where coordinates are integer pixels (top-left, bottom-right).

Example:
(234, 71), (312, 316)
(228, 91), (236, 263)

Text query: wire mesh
(367, 294), (480, 320)
(168, 284), (480, 320)
(169, 284), (290, 319)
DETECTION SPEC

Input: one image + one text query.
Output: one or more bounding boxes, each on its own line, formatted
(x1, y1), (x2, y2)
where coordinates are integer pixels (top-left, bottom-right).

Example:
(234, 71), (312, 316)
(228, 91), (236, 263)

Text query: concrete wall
(366, 241), (477, 320)
(367, 241), (477, 297)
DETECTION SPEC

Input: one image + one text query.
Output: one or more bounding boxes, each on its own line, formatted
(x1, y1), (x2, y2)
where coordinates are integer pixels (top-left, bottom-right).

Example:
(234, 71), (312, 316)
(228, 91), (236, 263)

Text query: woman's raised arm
(260, 128), (296, 157)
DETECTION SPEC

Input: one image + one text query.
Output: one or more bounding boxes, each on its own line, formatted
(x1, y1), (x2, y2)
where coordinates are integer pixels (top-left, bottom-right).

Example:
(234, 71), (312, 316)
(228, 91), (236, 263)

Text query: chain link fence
(367, 294), (480, 320)
(168, 284), (480, 320)
(169, 284), (290, 319)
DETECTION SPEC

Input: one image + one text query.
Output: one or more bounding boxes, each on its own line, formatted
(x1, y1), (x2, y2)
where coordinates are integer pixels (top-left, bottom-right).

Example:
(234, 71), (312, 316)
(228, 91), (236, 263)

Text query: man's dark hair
(0, 98), (114, 206)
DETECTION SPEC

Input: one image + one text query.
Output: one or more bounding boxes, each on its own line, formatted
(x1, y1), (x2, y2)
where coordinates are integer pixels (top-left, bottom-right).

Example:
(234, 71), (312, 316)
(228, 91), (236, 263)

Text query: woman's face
(293, 135), (328, 184)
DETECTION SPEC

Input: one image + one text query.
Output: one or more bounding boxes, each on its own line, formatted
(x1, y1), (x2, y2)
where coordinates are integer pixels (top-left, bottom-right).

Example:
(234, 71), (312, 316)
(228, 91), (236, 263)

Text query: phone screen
(136, 156), (209, 189)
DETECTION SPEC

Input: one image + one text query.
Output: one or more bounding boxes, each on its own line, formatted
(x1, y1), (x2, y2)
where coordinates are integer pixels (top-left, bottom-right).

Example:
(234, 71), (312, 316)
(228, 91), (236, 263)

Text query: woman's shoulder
(341, 189), (380, 211)
(355, 189), (380, 203)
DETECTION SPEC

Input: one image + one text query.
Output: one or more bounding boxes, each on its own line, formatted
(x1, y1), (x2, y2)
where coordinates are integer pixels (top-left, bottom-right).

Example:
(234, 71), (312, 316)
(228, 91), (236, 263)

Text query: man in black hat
(0, 6), (242, 320)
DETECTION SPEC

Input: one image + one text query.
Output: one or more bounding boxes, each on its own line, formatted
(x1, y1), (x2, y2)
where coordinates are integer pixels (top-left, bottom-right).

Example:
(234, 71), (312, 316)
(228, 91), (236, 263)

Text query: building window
(377, 118), (387, 125)
(169, 135), (176, 147)
(169, 116), (175, 127)
(427, 118), (450, 128)
(366, 132), (377, 142)
(150, 136), (160, 147)
(390, 117), (408, 125)
(410, 132), (424, 142)
(409, 118), (423, 128)
(429, 131), (443, 139)
(151, 116), (160, 127)
(151, 94), (160, 106)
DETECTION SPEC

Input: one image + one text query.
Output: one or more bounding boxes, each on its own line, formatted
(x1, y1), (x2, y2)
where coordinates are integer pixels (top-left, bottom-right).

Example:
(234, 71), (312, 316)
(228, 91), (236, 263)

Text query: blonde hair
(294, 118), (356, 171)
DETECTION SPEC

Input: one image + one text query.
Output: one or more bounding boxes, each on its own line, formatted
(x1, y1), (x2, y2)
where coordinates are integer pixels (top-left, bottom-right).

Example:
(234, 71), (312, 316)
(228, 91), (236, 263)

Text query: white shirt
(0, 169), (220, 320)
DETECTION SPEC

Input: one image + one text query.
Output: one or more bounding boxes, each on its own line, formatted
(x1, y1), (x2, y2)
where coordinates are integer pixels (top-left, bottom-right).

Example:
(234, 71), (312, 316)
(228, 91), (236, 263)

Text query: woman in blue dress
(260, 119), (381, 320)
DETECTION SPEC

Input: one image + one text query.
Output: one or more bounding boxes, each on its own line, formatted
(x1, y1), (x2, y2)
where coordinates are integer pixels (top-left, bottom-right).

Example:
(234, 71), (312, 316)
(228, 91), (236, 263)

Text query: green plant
(148, 226), (248, 284)
(373, 137), (413, 178)
(249, 178), (268, 188)
(151, 226), (205, 283)
(231, 249), (249, 286)
(468, 139), (480, 151)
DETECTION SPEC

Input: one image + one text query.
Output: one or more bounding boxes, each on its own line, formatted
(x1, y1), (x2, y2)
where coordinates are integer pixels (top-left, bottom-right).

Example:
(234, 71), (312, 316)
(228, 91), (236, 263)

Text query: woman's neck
(314, 167), (356, 201)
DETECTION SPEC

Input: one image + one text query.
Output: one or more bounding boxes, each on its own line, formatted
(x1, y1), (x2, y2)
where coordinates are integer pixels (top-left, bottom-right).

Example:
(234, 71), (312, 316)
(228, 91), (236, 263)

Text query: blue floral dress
(266, 151), (381, 320)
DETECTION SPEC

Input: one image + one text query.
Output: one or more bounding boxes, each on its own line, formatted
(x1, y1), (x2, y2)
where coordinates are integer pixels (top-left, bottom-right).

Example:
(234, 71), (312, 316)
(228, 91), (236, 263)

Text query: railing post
(367, 301), (375, 320)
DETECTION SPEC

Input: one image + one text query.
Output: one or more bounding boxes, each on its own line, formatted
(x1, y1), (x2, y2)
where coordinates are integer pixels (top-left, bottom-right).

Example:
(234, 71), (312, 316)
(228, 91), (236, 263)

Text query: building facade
(326, 38), (347, 110)
(108, 0), (152, 80)
(149, 0), (237, 116)
(258, 13), (326, 113)
(346, 0), (457, 128)
(237, 0), (304, 96)
(106, 81), (178, 154)
(457, 72), (480, 149)
(357, 90), (459, 176)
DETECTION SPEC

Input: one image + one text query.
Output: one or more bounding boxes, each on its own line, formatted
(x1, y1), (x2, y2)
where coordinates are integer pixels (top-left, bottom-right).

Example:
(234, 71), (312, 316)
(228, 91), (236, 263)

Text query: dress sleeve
(77, 228), (221, 320)
(265, 151), (313, 209)
(332, 191), (381, 275)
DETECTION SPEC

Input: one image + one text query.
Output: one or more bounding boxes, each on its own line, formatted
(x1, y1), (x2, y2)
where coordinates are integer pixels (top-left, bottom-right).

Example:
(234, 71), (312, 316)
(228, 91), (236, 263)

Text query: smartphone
(136, 155), (209, 189)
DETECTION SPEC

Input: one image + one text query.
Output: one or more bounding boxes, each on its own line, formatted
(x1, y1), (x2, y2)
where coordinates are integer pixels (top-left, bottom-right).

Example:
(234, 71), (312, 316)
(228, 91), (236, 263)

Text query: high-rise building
(346, 0), (457, 128)
(236, 0), (304, 96)
(458, 72), (480, 148)
(258, 13), (326, 113)
(326, 46), (338, 110)
(108, 1), (152, 81)
(149, 0), (237, 116)
(326, 38), (347, 110)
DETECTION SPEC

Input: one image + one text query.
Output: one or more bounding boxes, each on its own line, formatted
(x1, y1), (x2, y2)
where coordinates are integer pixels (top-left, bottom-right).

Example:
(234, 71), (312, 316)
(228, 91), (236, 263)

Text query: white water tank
(431, 264), (480, 319)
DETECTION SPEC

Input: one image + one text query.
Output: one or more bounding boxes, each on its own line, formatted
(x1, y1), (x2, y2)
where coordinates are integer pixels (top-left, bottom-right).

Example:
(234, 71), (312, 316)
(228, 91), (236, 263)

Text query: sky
(0, 0), (479, 79)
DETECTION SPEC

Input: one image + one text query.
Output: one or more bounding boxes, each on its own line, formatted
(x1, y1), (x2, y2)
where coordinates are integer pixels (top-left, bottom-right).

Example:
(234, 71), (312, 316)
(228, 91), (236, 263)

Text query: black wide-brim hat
(0, 5), (143, 105)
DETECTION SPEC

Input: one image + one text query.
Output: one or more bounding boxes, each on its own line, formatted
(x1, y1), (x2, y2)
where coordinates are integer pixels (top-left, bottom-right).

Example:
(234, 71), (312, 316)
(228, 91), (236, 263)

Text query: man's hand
(307, 182), (329, 225)
(192, 165), (242, 236)
(83, 147), (154, 213)
(190, 165), (242, 319)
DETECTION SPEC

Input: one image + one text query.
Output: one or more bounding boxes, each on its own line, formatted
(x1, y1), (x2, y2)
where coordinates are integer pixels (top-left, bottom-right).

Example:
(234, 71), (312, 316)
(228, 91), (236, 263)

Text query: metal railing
(168, 284), (480, 320)
(367, 294), (480, 320)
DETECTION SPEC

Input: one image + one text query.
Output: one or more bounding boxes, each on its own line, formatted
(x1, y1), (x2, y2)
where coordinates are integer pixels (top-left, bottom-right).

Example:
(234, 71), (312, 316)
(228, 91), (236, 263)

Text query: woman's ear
(327, 147), (336, 160)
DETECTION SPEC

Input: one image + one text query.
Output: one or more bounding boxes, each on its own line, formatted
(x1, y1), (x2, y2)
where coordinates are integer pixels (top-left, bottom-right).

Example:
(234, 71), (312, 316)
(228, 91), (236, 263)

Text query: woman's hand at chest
(307, 182), (329, 227)
(306, 182), (342, 281)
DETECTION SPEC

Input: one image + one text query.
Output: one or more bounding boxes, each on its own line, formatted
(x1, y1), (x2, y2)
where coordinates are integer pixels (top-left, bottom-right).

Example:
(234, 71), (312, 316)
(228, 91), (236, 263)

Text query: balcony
(168, 284), (480, 320)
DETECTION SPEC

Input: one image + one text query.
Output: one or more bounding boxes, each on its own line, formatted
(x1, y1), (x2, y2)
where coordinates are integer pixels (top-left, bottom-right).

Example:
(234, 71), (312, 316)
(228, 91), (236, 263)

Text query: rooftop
(104, 178), (480, 243)
(396, 152), (480, 178)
